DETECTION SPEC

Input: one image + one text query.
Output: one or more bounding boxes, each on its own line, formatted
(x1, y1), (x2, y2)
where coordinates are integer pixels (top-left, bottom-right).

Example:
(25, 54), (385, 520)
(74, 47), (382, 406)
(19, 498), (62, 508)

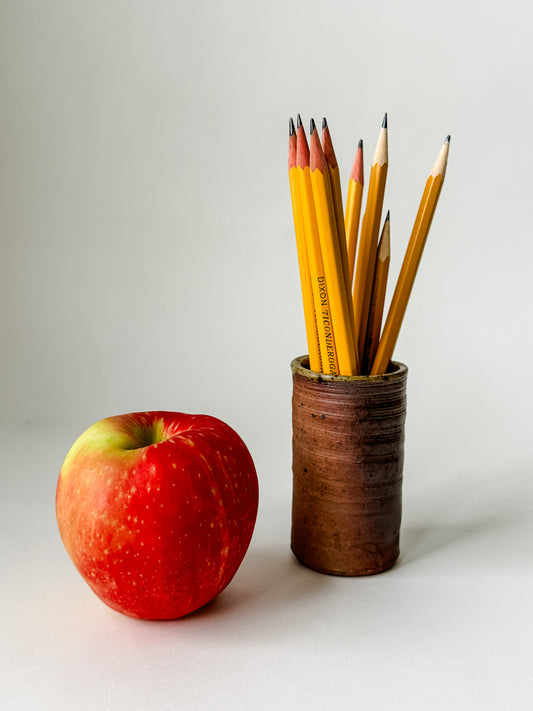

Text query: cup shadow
(398, 509), (528, 567)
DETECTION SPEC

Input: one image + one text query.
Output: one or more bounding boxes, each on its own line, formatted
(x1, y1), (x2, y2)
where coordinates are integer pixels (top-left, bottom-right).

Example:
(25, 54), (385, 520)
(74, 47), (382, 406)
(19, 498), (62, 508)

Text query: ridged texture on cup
(291, 356), (407, 576)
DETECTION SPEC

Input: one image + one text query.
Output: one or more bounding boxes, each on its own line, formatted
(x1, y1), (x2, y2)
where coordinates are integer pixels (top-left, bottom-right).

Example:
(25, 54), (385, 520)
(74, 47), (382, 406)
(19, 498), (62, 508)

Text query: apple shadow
(183, 517), (504, 627)
(180, 544), (334, 629)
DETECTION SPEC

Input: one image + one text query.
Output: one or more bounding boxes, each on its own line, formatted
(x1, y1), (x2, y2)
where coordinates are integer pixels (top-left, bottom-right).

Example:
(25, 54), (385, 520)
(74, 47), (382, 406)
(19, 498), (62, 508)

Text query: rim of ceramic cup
(291, 355), (408, 383)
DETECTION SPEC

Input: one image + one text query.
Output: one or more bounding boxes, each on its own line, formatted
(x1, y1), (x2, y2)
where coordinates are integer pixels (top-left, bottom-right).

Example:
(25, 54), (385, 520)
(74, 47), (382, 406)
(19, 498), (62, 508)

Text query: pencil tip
(385, 210), (390, 221)
(296, 114), (302, 129)
(382, 113), (388, 129)
(358, 139), (363, 149)
(445, 134), (451, 143)
(310, 118), (316, 134)
(322, 117), (327, 129)
(289, 117), (295, 136)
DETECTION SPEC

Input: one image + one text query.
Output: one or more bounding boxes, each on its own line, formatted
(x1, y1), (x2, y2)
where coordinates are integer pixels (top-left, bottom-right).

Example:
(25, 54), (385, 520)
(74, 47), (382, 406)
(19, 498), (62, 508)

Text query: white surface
(1, 0), (533, 708)
(1, 425), (533, 710)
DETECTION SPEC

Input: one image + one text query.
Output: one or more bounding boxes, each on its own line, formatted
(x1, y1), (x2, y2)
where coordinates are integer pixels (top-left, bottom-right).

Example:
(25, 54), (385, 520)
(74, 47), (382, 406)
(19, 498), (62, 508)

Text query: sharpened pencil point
(358, 139), (363, 149)
(296, 114), (302, 129)
(289, 118), (295, 136)
(385, 210), (390, 221)
(310, 118), (316, 134)
(322, 117), (327, 129)
(445, 134), (451, 143)
(382, 113), (388, 129)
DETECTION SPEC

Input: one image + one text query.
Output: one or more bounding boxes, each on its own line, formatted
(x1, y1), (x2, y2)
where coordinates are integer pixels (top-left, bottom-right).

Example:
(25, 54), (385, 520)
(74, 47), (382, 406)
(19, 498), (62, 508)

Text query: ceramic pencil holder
(290, 355), (408, 576)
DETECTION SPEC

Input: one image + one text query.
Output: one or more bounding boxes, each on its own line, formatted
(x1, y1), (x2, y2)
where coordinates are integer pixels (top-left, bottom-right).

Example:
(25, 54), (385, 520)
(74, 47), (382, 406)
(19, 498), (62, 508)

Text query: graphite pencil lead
(385, 210), (390, 221)
(445, 134), (451, 143)
(289, 117), (295, 136)
(297, 114), (302, 129)
(322, 117), (327, 129)
(310, 118), (316, 134)
(382, 113), (388, 129)
(358, 139), (363, 149)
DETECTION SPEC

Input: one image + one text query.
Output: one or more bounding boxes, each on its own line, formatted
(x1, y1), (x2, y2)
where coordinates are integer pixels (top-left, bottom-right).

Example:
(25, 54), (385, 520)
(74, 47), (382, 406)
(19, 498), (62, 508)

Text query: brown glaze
(291, 355), (408, 576)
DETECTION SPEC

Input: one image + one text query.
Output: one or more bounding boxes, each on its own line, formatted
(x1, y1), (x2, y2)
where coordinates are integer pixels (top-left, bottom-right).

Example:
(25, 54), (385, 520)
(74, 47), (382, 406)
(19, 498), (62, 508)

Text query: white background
(1, 1), (532, 709)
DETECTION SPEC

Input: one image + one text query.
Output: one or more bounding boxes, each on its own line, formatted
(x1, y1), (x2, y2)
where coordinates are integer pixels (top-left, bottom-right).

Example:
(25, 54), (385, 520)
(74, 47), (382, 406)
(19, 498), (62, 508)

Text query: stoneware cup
(291, 355), (408, 576)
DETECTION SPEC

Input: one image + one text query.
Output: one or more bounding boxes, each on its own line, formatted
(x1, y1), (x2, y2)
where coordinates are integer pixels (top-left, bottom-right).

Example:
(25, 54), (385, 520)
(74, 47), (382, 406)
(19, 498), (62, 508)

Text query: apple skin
(56, 411), (258, 620)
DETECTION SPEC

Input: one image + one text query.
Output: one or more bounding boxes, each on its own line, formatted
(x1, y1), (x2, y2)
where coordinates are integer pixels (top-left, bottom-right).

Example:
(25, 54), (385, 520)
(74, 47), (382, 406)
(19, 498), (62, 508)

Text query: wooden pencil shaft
(289, 166), (322, 372)
(297, 160), (339, 375)
(328, 165), (351, 287)
(289, 124), (321, 370)
(345, 178), (363, 287)
(370, 170), (445, 376)
(310, 127), (359, 376)
(363, 217), (390, 374)
(352, 165), (387, 363)
(345, 141), (364, 287)
(329, 167), (346, 244)
(322, 122), (346, 242)
(352, 122), (388, 363)
(296, 124), (340, 374)
(311, 175), (357, 375)
(322, 121), (355, 342)
(355, 163), (387, 357)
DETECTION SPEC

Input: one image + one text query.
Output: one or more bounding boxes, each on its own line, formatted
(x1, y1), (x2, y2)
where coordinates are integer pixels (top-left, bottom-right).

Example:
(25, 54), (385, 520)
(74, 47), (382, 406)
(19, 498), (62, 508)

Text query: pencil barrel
(291, 355), (407, 575)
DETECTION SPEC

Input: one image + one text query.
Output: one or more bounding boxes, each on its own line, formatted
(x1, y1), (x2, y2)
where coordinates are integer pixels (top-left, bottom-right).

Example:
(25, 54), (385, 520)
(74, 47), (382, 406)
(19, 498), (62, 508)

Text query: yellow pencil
(321, 118), (352, 307)
(371, 136), (450, 375)
(353, 114), (388, 363)
(296, 116), (339, 375)
(363, 211), (390, 374)
(309, 119), (359, 376)
(345, 139), (364, 287)
(288, 118), (322, 372)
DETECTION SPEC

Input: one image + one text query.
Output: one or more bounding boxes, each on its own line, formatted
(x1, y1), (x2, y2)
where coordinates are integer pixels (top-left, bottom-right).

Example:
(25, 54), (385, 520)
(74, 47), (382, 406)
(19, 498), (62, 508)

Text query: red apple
(56, 411), (258, 619)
